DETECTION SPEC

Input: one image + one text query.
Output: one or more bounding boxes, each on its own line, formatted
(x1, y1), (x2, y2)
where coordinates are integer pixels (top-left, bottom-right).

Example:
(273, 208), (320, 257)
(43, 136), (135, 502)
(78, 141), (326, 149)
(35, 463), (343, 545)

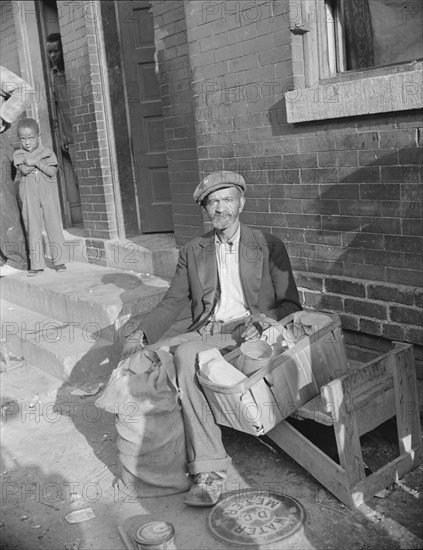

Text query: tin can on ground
(134, 521), (176, 550)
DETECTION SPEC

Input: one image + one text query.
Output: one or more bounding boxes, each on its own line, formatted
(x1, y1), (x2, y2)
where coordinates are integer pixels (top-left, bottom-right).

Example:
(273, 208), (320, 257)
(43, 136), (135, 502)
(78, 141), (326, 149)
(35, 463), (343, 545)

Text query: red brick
(242, 34), (274, 55)
(339, 166), (380, 183)
(215, 44), (243, 62)
(301, 168), (338, 184)
(274, 29), (291, 47)
(382, 201), (421, 218)
(286, 214), (321, 229)
(272, 228), (305, 243)
(226, 23), (258, 46)
(385, 235), (422, 254)
(360, 217), (401, 235)
(302, 199), (340, 215)
(363, 249), (403, 269)
(402, 184), (423, 201)
(359, 150), (399, 166)
(404, 252), (423, 272)
(402, 219), (423, 236)
(340, 200), (382, 217)
(299, 136), (337, 153)
(318, 151), (358, 167)
(321, 216), (360, 232)
(228, 53), (259, 72)
(415, 290), (423, 308)
(398, 147), (423, 165)
(390, 305), (423, 325)
(305, 230), (342, 247)
(303, 292), (343, 311)
(272, 198), (301, 213)
(294, 272), (324, 291)
(356, 132), (379, 149)
(345, 298), (388, 320)
(382, 166), (423, 184)
(325, 278), (366, 298)
(339, 314), (360, 332)
(360, 183), (401, 205)
(382, 323), (405, 341)
(379, 130), (417, 149)
(367, 283), (415, 305)
(306, 259), (344, 276)
(259, 46), (290, 66)
(360, 318), (382, 336)
(320, 184), (359, 199)
(263, 140), (299, 156)
(405, 326), (423, 346)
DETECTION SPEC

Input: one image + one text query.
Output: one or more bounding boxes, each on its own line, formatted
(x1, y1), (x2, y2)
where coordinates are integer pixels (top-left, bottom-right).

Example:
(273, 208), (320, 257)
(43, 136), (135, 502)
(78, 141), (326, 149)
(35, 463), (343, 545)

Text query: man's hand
(121, 328), (146, 359)
(241, 313), (273, 342)
(241, 319), (261, 342)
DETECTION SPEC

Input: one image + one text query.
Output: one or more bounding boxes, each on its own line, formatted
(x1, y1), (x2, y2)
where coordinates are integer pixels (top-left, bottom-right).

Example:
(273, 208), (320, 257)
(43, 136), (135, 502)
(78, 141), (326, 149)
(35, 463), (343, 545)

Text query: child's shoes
(27, 269), (44, 277)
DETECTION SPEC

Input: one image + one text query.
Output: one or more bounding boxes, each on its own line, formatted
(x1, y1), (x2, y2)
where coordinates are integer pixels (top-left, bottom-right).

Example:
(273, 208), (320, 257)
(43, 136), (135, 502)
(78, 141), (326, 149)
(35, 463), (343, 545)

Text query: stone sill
(286, 63), (423, 123)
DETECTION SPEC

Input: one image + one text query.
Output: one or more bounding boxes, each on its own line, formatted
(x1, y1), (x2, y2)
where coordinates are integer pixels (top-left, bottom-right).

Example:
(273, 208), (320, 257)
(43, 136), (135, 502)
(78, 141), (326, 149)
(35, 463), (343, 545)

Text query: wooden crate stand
(266, 342), (423, 509)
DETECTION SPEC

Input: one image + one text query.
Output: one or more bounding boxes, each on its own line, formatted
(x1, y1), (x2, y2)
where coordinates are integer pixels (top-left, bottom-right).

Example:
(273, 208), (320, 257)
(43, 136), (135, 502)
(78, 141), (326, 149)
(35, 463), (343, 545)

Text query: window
(286, 0), (423, 122)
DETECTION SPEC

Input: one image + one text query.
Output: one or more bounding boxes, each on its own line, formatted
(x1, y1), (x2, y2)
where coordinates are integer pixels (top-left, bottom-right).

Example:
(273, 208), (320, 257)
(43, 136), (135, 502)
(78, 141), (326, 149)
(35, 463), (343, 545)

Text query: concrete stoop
(62, 229), (179, 279)
(0, 262), (172, 381)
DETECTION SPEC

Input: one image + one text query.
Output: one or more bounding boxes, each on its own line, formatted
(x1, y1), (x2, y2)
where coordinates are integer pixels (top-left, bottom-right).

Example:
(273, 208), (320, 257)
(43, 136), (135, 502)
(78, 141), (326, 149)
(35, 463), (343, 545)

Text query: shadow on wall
(268, 95), (421, 296)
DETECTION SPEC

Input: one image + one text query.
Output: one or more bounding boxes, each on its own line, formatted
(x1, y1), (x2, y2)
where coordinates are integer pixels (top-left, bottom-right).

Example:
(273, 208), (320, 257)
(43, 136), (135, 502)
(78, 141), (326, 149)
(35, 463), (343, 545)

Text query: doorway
(117, 0), (173, 233)
(36, 0), (82, 228)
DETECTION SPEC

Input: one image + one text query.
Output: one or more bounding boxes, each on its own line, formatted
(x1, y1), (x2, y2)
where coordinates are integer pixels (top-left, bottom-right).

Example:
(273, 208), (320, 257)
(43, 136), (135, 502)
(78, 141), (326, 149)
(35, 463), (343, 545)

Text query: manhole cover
(208, 490), (305, 547)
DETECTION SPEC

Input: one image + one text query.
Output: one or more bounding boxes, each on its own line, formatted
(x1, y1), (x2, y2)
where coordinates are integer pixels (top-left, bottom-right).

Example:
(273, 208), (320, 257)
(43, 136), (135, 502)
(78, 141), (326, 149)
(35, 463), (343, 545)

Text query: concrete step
(0, 262), (170, 342)
(62, 229), (179, 279)
(1, 299), (115, 381)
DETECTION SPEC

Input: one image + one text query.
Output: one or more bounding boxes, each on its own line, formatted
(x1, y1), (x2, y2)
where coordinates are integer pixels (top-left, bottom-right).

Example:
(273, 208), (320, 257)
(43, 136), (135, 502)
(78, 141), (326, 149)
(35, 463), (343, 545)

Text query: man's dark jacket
(140, 224), (301, 344)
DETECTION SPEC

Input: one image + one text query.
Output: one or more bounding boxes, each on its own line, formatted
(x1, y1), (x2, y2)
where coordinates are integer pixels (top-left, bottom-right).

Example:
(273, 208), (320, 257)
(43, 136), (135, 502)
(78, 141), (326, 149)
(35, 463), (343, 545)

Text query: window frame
(286, 0), (423, 123)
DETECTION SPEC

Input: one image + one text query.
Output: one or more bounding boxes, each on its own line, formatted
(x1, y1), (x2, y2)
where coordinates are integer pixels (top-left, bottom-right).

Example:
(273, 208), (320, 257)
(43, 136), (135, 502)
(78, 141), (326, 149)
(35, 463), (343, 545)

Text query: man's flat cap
(193, 171), (246, 204)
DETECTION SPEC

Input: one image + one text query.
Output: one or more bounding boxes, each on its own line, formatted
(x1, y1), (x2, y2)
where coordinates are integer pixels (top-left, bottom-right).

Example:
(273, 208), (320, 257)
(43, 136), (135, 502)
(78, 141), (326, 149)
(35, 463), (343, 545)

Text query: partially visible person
(46, 33), (78, 190)
(0, 66), (33, 275)
(13, 118), (66, 276)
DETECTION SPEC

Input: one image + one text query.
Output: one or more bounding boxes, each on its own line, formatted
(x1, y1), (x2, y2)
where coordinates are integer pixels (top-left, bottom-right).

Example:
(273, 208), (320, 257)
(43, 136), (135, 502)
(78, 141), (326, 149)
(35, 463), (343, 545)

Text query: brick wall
(180, 1), (422, 357)
(57, 0), (118, 246)
(150, 0), (202, 246)
(0, 1), (20, 74)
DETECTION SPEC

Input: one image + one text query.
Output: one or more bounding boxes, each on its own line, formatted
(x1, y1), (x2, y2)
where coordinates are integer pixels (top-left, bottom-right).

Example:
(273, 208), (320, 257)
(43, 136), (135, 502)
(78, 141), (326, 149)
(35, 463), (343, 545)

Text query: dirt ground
(1, 353), (422, 550)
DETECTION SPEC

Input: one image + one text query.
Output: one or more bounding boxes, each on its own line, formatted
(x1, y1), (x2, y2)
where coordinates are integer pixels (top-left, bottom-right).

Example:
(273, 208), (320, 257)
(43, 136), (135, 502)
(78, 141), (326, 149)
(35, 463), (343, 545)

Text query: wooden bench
(266, 342), (423, 508)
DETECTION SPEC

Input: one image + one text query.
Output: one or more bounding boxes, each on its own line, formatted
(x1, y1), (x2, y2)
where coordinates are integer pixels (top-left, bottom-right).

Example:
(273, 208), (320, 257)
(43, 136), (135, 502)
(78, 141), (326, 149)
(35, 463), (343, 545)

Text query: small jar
(134, 521), (176, 550)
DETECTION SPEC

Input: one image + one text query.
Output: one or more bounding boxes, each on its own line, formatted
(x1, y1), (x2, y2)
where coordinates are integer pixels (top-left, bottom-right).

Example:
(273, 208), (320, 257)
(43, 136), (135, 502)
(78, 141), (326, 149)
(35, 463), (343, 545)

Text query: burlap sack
(96, 348), (190, 497)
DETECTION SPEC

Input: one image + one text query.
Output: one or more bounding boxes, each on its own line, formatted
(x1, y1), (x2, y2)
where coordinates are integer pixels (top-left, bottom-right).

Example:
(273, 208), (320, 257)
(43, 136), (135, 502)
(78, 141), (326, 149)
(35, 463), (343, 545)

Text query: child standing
(13, 118), (66, 276)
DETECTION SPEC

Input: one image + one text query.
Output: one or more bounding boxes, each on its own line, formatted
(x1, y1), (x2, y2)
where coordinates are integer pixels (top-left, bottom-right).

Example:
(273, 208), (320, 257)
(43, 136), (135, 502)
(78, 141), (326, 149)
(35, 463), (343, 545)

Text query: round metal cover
(208, 490), (305, 547)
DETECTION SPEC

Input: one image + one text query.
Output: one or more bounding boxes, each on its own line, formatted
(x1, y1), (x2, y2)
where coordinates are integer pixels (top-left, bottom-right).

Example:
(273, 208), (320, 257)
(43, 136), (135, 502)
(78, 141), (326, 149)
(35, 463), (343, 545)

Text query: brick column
(57, 0), (124, 240)
(150, 0), (203, 245)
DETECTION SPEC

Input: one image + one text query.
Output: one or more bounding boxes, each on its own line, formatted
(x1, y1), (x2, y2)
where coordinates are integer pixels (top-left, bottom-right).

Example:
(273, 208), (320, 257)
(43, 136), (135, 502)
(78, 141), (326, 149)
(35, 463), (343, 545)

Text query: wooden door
(118, 0), (173, 233)
(36, 0), (83, 227)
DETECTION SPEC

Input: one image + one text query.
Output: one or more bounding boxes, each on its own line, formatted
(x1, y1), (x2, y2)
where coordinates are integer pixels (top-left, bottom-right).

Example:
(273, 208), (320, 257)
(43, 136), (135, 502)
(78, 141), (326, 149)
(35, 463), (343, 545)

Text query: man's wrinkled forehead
(206, 186), (240, 202)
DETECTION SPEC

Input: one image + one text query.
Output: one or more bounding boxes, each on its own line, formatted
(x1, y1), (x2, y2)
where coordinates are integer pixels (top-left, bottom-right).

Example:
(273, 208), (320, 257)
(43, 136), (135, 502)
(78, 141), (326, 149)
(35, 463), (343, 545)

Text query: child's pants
(19, 176), (64, 270)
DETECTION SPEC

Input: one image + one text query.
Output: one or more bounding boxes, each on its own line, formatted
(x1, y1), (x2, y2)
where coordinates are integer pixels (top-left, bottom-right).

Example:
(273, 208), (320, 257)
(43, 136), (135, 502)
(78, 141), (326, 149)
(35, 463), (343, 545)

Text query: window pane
(342, 0), (423, 70)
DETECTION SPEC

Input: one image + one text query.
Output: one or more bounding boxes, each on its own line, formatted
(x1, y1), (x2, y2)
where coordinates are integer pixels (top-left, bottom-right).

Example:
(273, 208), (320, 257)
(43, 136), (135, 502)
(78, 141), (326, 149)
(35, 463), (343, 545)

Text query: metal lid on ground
(208, 489), (306, 547)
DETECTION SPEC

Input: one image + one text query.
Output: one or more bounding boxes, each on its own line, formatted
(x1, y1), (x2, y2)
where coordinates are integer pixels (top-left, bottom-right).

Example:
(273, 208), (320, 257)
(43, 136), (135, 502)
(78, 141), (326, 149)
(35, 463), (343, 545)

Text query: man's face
(47, 40), (63, 68)
(204, 186), (245, 230)
(18, 127), (39, 152)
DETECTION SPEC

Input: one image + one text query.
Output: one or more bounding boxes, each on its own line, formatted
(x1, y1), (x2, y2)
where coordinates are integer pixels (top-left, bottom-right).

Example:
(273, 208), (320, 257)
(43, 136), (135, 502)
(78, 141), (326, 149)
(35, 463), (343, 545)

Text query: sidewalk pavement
(1, 352), (422, 550)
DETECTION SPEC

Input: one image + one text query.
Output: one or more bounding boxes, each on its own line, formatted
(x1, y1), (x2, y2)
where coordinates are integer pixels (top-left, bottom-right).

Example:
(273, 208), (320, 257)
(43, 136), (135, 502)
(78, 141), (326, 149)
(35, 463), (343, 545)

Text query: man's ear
(239, 195), (246, 212)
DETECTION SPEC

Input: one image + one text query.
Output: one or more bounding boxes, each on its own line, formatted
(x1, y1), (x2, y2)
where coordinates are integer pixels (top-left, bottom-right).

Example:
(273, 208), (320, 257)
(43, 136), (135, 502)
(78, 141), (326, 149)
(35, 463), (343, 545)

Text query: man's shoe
(27, 269), (44, 277)
(55, 264), (66, 272)
(183, 471), (227, 507)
